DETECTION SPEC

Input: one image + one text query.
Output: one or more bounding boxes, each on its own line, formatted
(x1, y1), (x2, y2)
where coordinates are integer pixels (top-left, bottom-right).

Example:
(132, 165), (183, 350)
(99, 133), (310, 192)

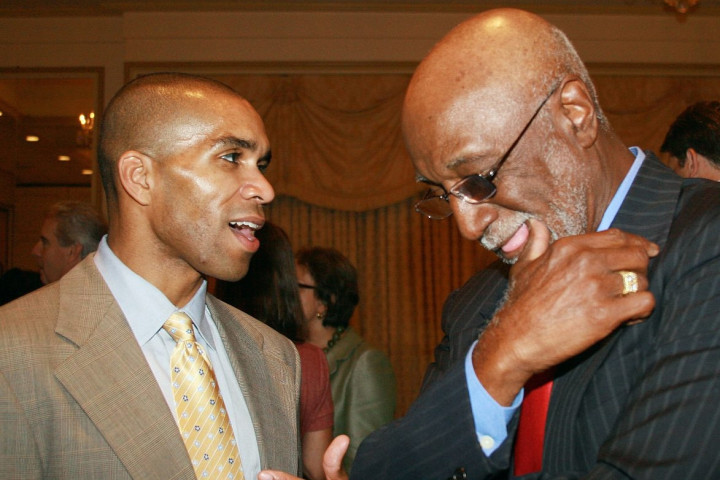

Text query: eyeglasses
(298, 283), (317, 290)
(414, 84), (559, 220)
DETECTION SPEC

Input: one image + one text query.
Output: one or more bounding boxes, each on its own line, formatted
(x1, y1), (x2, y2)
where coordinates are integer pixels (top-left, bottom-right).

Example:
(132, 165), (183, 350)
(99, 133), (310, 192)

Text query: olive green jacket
(326, 327), (396, 473)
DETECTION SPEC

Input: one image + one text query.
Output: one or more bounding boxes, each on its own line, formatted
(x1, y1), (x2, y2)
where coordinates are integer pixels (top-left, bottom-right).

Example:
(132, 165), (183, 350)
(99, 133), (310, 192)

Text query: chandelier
(76, 111), (94, 148)
(664, 0), (700, 13)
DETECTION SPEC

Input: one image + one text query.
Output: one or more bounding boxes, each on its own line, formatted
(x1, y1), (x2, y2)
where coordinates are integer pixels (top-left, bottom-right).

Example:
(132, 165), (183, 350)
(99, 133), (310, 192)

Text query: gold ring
(619, 270), (639, 295)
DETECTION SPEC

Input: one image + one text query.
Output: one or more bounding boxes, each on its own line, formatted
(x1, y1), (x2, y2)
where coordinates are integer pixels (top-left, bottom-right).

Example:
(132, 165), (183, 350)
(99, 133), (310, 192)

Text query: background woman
(295, 246), (396, 474)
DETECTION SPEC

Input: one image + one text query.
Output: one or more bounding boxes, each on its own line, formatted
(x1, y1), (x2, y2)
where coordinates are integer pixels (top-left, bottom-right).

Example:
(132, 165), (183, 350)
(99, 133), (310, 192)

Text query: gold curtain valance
(219, 74), (421, 212)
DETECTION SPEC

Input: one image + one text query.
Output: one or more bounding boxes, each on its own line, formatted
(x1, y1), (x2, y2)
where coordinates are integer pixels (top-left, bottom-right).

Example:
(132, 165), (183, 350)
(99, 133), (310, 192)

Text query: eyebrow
(212, 136), (257, 151)
(415, 155), (476, 187)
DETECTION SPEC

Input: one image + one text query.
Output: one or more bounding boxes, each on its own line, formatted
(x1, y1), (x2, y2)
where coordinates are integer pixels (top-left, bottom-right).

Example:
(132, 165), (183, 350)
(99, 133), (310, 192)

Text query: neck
(107, 230), (204, 307)
(307, 322), (344, 352)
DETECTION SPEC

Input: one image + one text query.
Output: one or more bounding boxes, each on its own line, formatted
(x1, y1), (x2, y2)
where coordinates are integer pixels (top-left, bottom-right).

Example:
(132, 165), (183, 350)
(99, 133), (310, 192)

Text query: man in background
(661, 100), (720, 181)
(31, 200), (107, 284)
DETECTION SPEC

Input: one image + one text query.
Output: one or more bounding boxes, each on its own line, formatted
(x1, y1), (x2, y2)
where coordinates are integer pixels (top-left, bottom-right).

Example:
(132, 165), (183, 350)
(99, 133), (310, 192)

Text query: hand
(472, 219), (659, 405)
(258, 435), (350, 480)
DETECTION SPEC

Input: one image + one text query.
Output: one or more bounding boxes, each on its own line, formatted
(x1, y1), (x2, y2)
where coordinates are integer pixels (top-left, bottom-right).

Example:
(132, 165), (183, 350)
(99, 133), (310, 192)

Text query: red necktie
(513, 369), (554, 476)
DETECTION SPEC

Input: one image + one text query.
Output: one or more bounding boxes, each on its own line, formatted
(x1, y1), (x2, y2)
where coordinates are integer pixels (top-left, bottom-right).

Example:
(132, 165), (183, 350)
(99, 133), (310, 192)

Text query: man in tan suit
(0, 73), (301, 479)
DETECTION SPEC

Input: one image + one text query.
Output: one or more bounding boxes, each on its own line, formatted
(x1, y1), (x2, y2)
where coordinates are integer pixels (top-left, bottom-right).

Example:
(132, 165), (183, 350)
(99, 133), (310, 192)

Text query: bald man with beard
(0, 73), (301, 479)
(261, 8), (720, 480)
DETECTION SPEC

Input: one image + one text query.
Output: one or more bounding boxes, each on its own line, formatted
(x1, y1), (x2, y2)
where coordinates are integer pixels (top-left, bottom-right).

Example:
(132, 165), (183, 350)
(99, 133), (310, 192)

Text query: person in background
(660, 100), (720, 181)
(31, 200), (107, 284)
(295, 246), (396, 474)
(215, 221), (333, 480)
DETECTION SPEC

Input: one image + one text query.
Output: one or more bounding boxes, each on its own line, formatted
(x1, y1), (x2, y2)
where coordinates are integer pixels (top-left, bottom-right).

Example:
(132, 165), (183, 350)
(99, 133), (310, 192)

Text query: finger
(323, 435), (350, 480)
(582, 228), (660, 257)
(610, 289), (656, 325)
(513, 218), (551, 271)
(258, 471), (293, 480)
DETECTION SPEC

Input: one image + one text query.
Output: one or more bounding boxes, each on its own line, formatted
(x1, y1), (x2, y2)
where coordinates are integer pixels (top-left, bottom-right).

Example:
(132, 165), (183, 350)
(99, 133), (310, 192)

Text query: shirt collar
(597, 147), (646, 232)
(93, 236), (212, 348)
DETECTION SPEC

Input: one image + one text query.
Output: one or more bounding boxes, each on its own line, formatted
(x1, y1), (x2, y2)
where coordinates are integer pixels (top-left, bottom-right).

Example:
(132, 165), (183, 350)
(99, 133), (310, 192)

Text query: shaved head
(403, 8), (606, 162)
(98, 73), (251, 208)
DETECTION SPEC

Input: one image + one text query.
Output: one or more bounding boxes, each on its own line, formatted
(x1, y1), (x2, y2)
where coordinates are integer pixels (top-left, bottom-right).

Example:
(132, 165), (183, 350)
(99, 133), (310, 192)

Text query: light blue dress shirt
(93, 237), (261, 477)
(466, 148), (646, 455)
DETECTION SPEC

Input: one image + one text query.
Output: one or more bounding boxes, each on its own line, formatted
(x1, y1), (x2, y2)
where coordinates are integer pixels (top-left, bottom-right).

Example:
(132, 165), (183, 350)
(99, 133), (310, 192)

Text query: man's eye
(258, 160), (270, 172)
(221, 152), (240, 164)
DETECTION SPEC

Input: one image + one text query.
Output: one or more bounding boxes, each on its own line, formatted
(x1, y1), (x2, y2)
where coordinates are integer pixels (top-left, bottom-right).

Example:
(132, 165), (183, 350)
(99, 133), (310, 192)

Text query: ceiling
(1, 0), (719, 16)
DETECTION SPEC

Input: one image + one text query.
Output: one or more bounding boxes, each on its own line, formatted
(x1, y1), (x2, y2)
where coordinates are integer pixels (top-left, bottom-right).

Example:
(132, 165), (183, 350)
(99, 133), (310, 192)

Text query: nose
(31, 241), (42, 259)
(451, 198), (498, 241)
(242, 169), (275, 205)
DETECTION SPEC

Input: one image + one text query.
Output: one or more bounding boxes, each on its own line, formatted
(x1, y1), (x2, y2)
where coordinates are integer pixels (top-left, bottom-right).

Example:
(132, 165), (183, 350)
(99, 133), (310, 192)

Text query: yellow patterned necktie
(163, 312), (245, 480)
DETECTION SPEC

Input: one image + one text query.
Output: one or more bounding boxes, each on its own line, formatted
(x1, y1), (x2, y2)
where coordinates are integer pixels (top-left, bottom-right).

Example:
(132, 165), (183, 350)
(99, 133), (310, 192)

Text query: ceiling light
(25, 135), (39, 142)
(81, 169), (93, 175)
(664, 0), (700, 13)
(58, 155), (71, 162)
(77, 112), (95, 148)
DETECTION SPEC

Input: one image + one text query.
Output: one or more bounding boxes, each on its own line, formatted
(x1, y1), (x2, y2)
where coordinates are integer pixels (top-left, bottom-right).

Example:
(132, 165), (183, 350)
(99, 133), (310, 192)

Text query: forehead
(40, 216), (59, 236)
(404, 86), (521, 183)
(165, 88), (269, 152)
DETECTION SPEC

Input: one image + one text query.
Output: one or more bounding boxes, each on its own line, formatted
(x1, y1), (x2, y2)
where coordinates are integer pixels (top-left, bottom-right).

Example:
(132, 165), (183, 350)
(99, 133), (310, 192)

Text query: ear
(684, 148), (700, 176)
(67, 242), (83, 263)
(317, 301), (328, 316)
(117, 150), (154, 206)
(556, 76), (598, 149)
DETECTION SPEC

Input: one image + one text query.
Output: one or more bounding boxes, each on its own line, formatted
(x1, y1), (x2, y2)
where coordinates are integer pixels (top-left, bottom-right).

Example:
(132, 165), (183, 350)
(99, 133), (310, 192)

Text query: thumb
(323, 435), (350, 480)
(513, 218), (551, 271)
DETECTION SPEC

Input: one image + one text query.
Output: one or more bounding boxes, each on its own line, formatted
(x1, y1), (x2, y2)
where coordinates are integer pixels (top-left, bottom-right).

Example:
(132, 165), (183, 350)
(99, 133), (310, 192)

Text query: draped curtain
(195, 69), (720, 416)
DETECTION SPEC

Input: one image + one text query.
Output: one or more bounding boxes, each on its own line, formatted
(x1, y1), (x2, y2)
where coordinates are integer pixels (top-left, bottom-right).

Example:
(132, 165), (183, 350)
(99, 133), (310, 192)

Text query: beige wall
(1, 10), (720, 102)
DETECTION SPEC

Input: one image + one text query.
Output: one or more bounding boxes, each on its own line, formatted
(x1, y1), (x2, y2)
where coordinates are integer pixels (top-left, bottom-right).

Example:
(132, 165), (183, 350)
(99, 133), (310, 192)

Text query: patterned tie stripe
(164, 312), (245, 480)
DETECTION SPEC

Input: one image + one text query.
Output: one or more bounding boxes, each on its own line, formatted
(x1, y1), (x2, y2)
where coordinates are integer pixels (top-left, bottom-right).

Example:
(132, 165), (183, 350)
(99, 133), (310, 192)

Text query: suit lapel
(545, 153), (682, 468)
(207, 296), (295, 470)
(53, 258), (195, 480)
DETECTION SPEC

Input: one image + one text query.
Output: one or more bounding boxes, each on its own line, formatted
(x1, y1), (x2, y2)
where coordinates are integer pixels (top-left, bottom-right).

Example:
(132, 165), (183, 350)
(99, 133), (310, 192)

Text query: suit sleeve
(352, 358), (514, 480)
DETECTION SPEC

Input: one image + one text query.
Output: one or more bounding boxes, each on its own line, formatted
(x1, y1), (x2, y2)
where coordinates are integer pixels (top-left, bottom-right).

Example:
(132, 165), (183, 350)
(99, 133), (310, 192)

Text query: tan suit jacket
(0, 256), (301, 479)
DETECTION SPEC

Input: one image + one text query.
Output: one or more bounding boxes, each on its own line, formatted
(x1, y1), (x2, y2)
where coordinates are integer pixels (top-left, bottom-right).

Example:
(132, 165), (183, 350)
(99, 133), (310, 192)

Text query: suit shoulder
(207, 295), (297, 355)
(0, 283), (60, 336)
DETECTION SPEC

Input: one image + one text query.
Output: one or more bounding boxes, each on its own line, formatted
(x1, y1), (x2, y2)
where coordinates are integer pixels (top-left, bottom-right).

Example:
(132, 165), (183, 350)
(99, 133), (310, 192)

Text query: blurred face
(31, 217), (80, 284)
(296, 263), (323, 324)
(404, 87), (592, 264)
(145, 89), (275, 282)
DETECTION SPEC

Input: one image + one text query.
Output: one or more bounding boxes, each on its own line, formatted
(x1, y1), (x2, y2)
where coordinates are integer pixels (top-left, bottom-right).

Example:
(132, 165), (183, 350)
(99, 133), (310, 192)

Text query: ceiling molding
(2, 0), (719, 17)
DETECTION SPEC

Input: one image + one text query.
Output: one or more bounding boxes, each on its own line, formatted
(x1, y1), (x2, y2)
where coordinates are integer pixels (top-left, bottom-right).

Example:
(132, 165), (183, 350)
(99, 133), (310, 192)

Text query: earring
(316, 312), (325, 321)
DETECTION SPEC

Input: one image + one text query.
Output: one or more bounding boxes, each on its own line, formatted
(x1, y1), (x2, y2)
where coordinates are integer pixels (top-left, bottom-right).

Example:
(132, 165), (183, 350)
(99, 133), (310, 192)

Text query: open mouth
(229, 220), (262, 242)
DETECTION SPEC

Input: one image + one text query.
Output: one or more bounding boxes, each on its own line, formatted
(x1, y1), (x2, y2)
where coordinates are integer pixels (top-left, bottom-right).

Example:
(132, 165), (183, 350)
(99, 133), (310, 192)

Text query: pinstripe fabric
(0, 257), (301, 479)
(353, 153), (720, 479)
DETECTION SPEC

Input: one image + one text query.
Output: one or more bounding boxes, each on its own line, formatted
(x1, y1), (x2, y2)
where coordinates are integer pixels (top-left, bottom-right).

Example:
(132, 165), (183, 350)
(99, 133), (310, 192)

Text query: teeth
(229, 221), (261, 230)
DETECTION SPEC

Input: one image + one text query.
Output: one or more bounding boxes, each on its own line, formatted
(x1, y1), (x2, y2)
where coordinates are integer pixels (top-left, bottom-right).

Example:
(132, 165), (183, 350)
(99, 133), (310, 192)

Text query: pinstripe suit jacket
(352, 153), (720, 479)
(0, 256), (301, 479)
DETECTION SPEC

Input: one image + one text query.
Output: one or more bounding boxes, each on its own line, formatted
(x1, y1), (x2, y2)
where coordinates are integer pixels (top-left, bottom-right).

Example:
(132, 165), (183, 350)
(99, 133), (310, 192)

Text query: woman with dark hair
(215, 223), (333, 480)
(295, 246), (396, 474)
